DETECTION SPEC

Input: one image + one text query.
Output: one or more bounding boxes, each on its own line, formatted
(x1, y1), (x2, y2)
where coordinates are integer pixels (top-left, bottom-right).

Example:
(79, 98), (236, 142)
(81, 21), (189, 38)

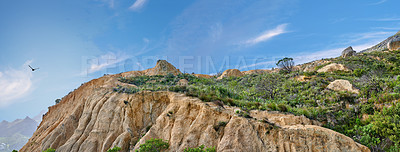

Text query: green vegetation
(107, 146), (122, 152)
(43, 148), (55, 152)
(135, 138), (169, 152)
(116, 50), (400, 151)
(184, 145), (216, 152)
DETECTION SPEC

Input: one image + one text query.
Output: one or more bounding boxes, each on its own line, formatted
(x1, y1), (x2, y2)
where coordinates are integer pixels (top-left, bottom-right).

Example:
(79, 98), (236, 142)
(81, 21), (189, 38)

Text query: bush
(184, 145), (216, 152)
(136, 138), (169, 152)
(276, 57), (294, 73)
(43, 148), (56, 152)
(107, 146), (122, 152)
(353, 69), (366, 77)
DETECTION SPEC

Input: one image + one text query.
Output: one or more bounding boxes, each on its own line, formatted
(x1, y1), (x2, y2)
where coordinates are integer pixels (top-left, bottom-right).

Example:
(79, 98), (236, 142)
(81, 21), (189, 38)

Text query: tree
(107, 146), (122, 152)
(135, 138), (169, 152)
(55, 99), (61, 104)
(276, 57), (294, 73)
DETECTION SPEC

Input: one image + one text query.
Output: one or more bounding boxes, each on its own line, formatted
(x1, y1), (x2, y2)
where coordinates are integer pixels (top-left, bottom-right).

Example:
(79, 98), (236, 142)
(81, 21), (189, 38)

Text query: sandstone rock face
(342, 46), (356, 58)
(388, 37), (400, 51)
(143, 60), (181, 76)
(317, 63), (350, 73)
(327, 79), (359, 94)
(217, 69), (244, 79)
(362, 32), (400, 53)
(20, 73), (369, 152)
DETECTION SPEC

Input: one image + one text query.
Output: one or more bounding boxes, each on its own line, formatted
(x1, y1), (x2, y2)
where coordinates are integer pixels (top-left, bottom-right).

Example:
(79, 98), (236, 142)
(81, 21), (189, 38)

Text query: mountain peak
(143, 60), (181, 76)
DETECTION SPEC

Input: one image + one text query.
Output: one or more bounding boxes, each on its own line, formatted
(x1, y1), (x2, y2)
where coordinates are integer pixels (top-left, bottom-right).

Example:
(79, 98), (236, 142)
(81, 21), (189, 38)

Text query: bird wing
(28, 65), (33, 69)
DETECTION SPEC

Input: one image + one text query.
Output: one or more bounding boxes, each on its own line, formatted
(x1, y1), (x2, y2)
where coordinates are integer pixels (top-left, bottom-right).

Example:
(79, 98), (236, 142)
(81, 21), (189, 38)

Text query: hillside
(21, 32), (400, 152)
(0, 117), (38, 152)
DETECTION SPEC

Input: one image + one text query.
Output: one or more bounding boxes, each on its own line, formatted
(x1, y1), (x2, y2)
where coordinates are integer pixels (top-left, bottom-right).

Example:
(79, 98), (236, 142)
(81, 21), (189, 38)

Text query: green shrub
(184, 145), (216, 152)
(43, 148), (56, 152)
(135, 138), (169, 152)
(353, 69), (366, 77)
(107, 146), (122, 152)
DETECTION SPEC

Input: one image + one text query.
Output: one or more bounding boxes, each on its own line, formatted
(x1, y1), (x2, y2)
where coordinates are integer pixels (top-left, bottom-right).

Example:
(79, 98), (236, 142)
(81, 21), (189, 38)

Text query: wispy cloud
(129, 0), (148, 11)
(85, 52), (131, 75)
(363, 17), (400, 22)
(0, 61), (33, 107)
(244, 23), (289, 45)
(238, 41), (381, 70)
(368, 0), (387, 5)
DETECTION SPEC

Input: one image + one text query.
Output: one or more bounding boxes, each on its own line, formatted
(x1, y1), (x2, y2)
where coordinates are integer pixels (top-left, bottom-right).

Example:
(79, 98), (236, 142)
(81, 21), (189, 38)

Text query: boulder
(388, 37), (400, 51)
(143, 60), (182, 76)
(302, 60), (331, 72)
(217, 69), (243, 79)
(295, 75), (312, 82)
(341, 46), (356, 58)
(177, 79), (189, 86)
(317, 63), (350, 73)
(327, 79), (359, 94)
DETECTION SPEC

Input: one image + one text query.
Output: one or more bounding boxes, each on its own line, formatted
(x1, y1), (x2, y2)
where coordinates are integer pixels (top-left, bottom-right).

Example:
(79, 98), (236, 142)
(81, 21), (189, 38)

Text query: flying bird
(28, 65), (39, 71)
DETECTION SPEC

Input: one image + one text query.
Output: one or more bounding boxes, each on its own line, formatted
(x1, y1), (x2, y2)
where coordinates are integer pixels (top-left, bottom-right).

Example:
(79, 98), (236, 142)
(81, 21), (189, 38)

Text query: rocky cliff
(21, 61), (369, 152)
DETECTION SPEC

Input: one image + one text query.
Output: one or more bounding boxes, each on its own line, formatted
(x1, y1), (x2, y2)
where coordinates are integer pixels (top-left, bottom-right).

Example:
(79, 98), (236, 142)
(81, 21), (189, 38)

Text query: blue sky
(0, 0), (399, 121)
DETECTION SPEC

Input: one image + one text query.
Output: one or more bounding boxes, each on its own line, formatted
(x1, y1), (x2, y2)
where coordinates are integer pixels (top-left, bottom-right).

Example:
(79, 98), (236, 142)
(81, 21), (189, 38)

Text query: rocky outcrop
(342, 46), (356, 58)
(177, 79), (189, 86)
(20, 74), (368, 152)
(20, 59), (369, 152)
(317, 63), (350, 73)
(294, 75), (312, 82)
(327, 79), (359, 94)
(217, 69), (243, 79)
(388, 37), (400, 51)
(301, 60), (331, 72)
(143, 60), (181, 76)
(362, 31), (400, 53)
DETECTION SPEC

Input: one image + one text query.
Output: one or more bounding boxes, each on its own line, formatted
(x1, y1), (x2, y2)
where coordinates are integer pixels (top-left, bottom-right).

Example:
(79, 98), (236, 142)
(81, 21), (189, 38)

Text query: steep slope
(361, 30), (400, 53)
(21, 61), (369, 152)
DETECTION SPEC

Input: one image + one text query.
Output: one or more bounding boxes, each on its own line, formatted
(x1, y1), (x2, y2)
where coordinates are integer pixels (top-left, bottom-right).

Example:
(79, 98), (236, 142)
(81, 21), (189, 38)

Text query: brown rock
(327, 79), (359, 94)
(20, 62), (369, 152)
(341, 46), (357, 58)
(217, 69), (243, 79)
(143, 60), (182, 76)
(302, 60), (331, 72)
(295, 75), (312, 82)
(388, 38), (400, 51)
(317, 63), (350, 73)
(177, 79), (189, 86)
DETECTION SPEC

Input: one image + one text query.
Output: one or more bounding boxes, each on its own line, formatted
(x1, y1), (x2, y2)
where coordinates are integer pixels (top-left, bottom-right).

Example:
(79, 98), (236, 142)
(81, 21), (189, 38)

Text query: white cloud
(129, 0), (148, 11)
(369, 0), (387, 5)
(244, 23), (289, 45)
(86, 52), (131, 74)
(364, 17), (400, 22)
(238, 41), (380, 70)
(0, 61), (34, 107)
(294, 42), (380, 65)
